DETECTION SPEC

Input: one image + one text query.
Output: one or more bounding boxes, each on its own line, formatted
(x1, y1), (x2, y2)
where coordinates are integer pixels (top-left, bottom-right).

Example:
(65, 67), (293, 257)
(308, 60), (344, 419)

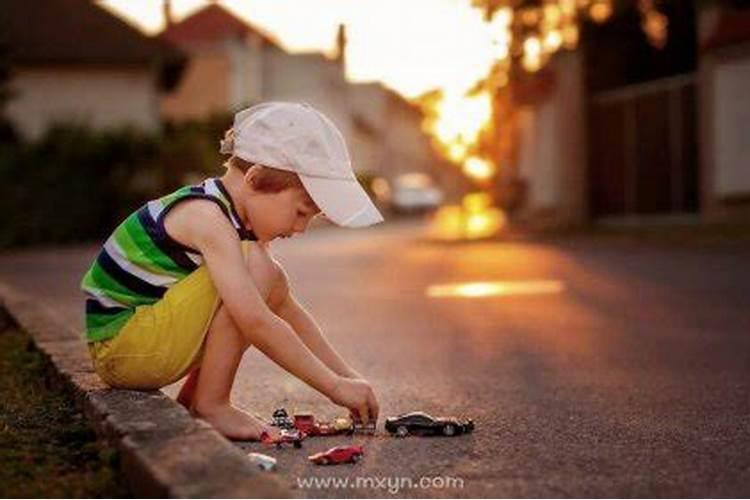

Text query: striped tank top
(80, 177), (257, 342)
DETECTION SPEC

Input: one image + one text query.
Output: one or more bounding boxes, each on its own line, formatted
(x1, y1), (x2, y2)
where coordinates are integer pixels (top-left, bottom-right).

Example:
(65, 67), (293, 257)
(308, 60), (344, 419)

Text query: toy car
(349, 409), (376, 434)
(247, 452), (277, 471)
(271, 408), (295, 429)
(385, 411), (474, 437)
(352, 420), (376, 434)
(293, 414), (317, 434)
(308, 445), (364, 465)
(325, 416), (356, 435)
(261, 428), (306, 448)
(294, 414), (354, 436)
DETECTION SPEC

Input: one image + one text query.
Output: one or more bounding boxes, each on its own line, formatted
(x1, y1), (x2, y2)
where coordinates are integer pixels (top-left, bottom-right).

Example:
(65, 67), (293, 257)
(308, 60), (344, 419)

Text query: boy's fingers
(358, 405), (370, 426)
(368, 392), (380, 422)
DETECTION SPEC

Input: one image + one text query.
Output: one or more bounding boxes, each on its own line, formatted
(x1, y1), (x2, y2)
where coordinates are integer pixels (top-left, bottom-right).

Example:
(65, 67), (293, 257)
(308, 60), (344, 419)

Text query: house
(697, 4), (750, 223)
(160, 4), (352, 151)
(159, 3), (451, 190)
(348, 82), (469, 201)
(260, 48), (353, 154)
(0, 0), (185, 141)
(159, 2), (270, 120)
(510, 1), (750, 227)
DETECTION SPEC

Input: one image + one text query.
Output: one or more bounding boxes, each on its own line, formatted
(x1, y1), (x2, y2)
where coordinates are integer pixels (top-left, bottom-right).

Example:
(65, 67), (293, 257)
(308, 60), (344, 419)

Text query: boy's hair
(221, 127), (304, 194)
(224, 156), (305, 194)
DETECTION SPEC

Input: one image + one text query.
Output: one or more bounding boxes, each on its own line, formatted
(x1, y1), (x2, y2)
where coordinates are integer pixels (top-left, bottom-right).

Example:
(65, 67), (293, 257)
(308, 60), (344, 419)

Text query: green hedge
(0, 114), (232, 248)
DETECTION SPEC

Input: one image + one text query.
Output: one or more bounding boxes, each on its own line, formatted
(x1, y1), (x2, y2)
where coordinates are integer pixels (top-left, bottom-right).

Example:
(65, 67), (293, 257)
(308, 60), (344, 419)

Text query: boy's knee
(242, 243), (285, 305)
(266, 262), (289, 312)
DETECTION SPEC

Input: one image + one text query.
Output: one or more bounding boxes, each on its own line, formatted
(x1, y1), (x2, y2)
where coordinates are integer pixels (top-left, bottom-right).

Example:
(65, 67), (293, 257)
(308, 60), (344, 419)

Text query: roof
(703, 8), (750, 52)
(161, 3), (280, 48)
(348, 80), (425, 136)
(0, 0), (186, 90)
(384, 86), (424, 120)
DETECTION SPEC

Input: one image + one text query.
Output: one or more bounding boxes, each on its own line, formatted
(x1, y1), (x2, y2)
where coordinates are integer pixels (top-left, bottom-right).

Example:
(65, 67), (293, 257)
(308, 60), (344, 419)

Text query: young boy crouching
(81, 102), (382, 440)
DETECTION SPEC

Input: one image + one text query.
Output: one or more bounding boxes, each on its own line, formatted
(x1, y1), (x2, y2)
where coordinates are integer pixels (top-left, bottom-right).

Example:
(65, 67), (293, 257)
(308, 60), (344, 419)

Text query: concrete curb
(0, 282), (289, 498)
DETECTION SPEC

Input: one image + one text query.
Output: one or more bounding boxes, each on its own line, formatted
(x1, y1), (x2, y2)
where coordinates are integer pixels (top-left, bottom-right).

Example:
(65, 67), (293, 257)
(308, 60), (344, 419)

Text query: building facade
(0, 0), (185, 141)
(158, 3), (448, 189)
(513, 1), (749, 227)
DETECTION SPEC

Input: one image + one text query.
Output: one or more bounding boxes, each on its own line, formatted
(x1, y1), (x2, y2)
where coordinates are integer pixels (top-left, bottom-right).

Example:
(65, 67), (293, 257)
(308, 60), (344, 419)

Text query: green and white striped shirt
(80, 177), (256, 342)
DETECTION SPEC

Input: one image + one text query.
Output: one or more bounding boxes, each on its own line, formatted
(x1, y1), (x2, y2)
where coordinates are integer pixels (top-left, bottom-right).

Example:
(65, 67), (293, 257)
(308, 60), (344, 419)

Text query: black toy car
(271, 408), (295, 430)
(385, 411), (474, 437)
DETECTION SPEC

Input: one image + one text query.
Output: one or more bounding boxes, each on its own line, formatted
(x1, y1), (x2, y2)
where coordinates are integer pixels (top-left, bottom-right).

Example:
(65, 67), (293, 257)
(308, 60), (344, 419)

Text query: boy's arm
(186, 203), (340, 396)
(271, 268), (362, 380)
(172, 201), (378, 424)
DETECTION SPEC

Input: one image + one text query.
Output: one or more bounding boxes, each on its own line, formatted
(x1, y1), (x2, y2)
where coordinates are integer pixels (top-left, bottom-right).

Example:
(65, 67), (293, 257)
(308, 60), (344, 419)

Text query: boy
(81, 102), (382, 441)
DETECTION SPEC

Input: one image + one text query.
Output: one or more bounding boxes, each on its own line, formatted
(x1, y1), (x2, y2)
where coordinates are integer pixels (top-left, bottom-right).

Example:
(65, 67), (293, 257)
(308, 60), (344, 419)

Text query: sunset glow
(428, 192), (507, 241)
(463, 157), (495, 181)
(99, 0), (499, 99)
(99, 0), (660, 247)
(429, 91), (493, 148)
(426, 280), (566, 298)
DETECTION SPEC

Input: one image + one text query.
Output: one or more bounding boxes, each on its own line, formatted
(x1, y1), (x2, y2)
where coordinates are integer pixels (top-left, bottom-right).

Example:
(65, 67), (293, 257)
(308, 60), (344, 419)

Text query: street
(1, 220), (749, 497)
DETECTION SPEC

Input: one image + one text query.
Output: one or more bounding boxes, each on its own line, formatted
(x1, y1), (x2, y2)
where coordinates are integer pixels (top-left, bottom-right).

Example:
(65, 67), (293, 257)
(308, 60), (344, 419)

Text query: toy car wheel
(352, 453), (362, 463)
(443, 424), (456, 436)
(396, 425), (409, 437)
(294, 441), (302, 449)
(320, 457), (330, 465)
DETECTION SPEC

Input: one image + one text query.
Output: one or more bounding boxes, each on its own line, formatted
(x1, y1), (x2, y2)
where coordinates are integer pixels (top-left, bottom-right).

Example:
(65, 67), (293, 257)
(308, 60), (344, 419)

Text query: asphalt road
(1, 220), (749, 497)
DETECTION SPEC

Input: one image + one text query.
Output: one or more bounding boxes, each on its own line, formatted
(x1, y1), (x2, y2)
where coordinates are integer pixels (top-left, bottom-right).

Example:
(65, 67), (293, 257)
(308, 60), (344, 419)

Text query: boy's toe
(262, 425), (281, 440)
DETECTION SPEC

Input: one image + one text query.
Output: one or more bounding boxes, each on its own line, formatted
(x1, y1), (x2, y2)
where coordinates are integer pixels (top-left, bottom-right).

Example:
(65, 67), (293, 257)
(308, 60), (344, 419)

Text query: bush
(0, 113), (233, 248)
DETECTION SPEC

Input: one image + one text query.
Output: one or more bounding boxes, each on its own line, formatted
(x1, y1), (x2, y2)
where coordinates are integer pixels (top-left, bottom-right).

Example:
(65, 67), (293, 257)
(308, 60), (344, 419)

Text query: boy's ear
(244, 164), (260, 189)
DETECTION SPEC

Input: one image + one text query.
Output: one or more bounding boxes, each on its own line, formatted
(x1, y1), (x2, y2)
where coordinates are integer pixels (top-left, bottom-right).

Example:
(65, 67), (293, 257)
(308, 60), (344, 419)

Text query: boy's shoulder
(166, 196), (225, 225)
(163, 197), (234, 250)
(164, 198), (286, 300)
(164, 197), (275, 258)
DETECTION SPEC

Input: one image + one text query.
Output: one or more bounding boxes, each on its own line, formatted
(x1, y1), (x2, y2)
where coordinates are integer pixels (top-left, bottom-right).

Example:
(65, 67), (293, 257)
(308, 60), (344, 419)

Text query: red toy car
(260, 428), (306, 448)
(293, 414), (319, 435)
(294, 414), (354, 436)
(308, 445), (364, 465)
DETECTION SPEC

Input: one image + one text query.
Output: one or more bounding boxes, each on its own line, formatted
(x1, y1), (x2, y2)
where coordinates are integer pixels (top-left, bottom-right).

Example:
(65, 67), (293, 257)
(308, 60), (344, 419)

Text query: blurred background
(1, 0), (748, 247)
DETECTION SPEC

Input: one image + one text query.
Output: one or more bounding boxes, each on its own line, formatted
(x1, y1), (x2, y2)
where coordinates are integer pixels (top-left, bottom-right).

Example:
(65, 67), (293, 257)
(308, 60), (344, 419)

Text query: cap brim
(298, 174), (384, 228)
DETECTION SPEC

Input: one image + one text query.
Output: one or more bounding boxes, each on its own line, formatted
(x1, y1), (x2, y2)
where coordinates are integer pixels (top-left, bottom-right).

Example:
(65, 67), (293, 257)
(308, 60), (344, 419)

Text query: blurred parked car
(371, 173), (444, 214)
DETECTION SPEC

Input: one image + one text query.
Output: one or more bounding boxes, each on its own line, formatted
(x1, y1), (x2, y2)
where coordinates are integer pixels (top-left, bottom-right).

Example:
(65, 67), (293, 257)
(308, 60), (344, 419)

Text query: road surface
(1, 220), (749, 497)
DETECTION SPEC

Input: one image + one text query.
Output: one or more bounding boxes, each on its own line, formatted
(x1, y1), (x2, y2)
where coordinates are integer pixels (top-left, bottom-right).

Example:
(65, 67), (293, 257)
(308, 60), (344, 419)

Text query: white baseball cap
(220, 102), (384, 228)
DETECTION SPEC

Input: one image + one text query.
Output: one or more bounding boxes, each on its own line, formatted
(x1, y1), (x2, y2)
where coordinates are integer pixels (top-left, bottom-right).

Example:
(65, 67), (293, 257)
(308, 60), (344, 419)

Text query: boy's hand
(329, 377), (379, 425)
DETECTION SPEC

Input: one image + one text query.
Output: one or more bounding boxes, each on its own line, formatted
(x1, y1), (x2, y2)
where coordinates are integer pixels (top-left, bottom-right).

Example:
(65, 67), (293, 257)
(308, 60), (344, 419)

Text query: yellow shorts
(88, 242), (252, 389)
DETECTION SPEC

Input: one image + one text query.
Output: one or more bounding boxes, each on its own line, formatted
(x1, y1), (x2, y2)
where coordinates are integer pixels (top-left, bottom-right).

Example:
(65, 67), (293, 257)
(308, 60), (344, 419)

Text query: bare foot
(193, 403), (280, 441)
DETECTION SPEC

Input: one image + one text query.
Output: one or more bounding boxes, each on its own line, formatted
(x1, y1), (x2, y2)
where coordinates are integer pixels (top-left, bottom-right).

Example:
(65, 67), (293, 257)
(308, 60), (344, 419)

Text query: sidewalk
(0, 255), (288, 498)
